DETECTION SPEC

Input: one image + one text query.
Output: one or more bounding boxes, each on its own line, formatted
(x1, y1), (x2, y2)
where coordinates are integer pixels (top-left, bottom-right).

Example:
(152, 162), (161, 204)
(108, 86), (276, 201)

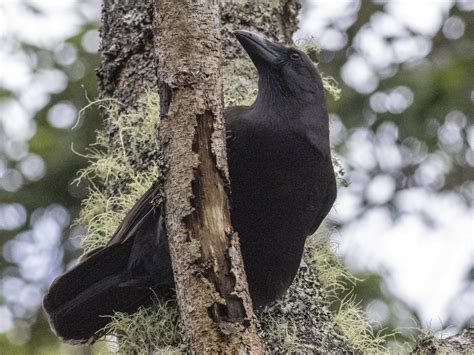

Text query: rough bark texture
(97, 0), (301, 104)
(153, 1), (264, 353)
(98, 0), (157, 108)
(97, 0), (162, 200)
(412, 328), (474, 354)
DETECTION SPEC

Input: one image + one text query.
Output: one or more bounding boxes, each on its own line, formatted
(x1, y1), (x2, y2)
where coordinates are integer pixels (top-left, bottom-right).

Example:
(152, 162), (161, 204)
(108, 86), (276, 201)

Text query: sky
(0, 0), (472, 339)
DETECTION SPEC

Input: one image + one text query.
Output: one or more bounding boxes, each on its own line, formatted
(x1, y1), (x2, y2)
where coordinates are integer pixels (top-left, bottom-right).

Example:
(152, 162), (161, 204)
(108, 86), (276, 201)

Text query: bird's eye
(290, 52), (301, 61)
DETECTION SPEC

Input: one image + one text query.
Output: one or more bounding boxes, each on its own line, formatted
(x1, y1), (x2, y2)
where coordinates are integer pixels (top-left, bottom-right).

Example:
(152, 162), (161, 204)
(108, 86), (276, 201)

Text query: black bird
(43, 30), (337, 343)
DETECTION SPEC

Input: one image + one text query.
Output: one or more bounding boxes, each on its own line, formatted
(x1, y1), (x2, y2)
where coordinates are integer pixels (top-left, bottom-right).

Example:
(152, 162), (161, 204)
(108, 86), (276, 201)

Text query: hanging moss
(73, 92), (163, 252)
(103, 297), (185, 354)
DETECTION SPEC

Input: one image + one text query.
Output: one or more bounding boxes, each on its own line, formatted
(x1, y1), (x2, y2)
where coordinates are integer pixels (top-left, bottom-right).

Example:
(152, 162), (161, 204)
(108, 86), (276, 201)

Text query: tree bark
(153, 1), (264, 353)
(412, 328), (474, 354)
(97, 0), (161, 198)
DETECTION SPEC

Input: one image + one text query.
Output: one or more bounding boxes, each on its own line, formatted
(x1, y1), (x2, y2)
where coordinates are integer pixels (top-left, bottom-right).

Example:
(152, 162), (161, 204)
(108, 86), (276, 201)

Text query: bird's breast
(226, 124), (335, 305)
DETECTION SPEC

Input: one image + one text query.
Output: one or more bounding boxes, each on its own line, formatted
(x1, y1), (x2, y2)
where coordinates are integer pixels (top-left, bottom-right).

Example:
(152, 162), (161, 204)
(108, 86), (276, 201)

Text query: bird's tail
(43, 184), (172, 343)
(43, 239), (158, 344)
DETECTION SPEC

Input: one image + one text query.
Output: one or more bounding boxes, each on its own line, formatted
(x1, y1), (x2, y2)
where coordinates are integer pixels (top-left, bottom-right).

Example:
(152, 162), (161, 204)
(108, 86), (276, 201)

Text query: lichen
(73, 92), (163, 252)
(223, 58), (258, 107)
(412, 328), (474, 354)
(221, 0), (282, 4)
(321, 75), (342, 101)
(294, 40), (320, 61)
(77, 167), (160, 251)
(310, 227), (394, 353)
(102, 297), (185, 354)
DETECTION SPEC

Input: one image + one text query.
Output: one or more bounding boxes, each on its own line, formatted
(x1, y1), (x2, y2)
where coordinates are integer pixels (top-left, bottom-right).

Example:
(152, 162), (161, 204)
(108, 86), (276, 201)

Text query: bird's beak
(234, 30), (281, 67)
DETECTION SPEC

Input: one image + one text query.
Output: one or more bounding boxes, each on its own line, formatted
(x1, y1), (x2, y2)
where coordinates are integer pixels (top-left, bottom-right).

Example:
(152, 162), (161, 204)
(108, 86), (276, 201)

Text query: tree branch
(153, 1), (264, 352)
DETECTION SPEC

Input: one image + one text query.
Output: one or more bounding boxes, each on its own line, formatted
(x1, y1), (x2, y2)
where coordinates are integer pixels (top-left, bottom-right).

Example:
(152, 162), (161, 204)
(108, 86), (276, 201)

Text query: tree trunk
(153, 1), (263, 353)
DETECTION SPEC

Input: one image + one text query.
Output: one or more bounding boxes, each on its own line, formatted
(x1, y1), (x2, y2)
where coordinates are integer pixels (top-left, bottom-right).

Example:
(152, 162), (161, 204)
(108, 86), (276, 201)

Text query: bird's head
(234, 30), (325, 105)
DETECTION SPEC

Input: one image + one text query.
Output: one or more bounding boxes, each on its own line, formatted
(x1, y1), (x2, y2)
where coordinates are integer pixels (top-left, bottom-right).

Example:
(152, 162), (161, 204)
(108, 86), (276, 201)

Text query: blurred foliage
(308, 0), (473, 348)
(0, 0), (472, 352)
(319, 2), (473, 213)
(0, 2), (101, 352)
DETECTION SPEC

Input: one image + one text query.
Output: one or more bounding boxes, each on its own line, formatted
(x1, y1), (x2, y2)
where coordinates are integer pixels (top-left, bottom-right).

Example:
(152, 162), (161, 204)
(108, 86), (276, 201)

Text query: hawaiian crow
(43, 30), (337, 343)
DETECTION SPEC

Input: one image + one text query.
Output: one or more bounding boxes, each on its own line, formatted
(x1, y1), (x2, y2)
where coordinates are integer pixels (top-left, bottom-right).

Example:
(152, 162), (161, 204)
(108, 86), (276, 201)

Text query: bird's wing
(106, 183), (161, 246)
(79, 183), (161, 262)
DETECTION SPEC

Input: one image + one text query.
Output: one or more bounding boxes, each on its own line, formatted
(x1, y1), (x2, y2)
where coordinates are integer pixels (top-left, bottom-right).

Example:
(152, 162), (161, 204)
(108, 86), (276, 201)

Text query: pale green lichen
(223, 58), (258, 107)
(322, 75), (342, 101)
(77, 168), (160, 251)
(332, 154), (350, 188)
(257, 317), (307, 353)
(310, 227), (391, 353)
(309, 235), (357, 300)
(220, 0), (282, 5)
(333, 296), (391, 353)
(73, 92), (162, 252)
(102, 297), (185, 354)
(411, 328), (474, 354)
(294, 40), (321, 55)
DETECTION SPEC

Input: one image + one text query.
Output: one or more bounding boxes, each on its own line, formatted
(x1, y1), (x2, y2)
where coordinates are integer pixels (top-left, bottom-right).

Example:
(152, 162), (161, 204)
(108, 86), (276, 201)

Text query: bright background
(0, 0), (472, 353)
